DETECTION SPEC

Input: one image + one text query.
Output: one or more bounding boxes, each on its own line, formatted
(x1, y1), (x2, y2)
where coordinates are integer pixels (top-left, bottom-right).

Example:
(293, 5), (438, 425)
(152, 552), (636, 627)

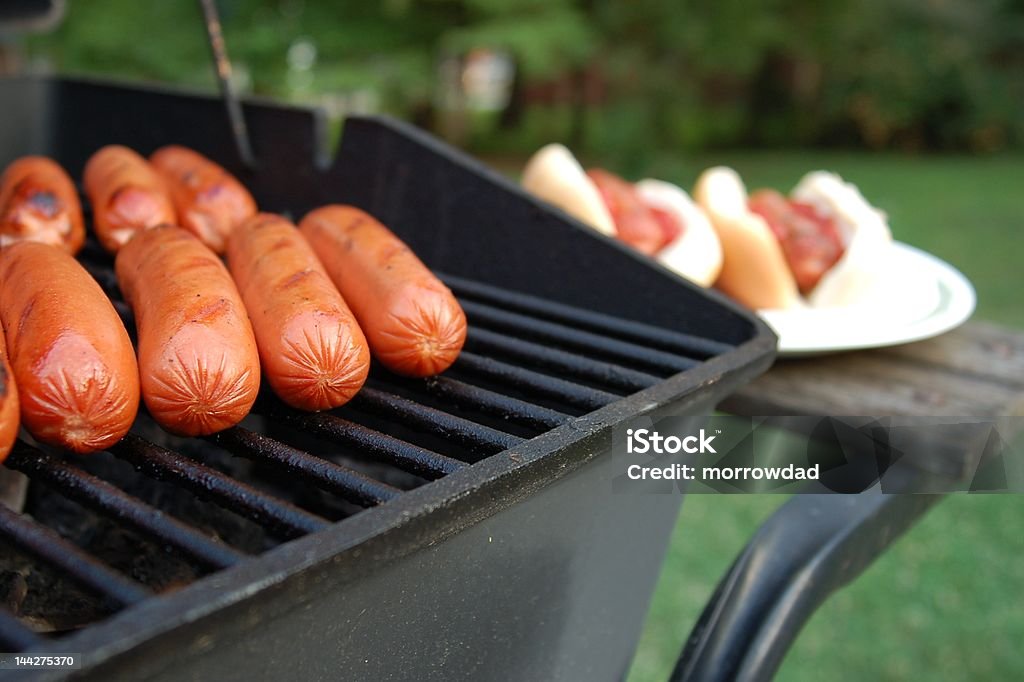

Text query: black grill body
(0, 76), (776, 681)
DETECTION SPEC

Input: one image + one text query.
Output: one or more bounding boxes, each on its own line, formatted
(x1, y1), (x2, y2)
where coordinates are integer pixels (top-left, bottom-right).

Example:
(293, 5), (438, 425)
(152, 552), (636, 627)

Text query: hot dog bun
(789, 171), (892, 308)
(694, 167), (801, 309)
(521, 144), (616, 236)
(695, 167), (911, 311)
(634, 179), (723, 287)
(522, 145), (725, 286)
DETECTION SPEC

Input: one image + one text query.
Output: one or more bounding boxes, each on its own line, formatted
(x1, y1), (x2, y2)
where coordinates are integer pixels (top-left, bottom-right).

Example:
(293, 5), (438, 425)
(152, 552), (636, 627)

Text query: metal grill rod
(109, 435), (328, 539)
(419, 376), (569, 431)
(459, 300), (697, 375)
(352, 388), (523, 458)
(0, 505), (151, 608)
(465, 326), (660, 394)
(213, 428), (401, 507)
(270, 409), (464, 480)
(441, 273), (733, 358)
(453, 352), (616, 411)
(5, 443), (246, 571)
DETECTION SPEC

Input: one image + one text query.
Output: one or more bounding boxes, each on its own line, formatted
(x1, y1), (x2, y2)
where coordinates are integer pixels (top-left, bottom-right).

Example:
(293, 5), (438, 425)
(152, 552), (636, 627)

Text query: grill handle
(198, 0), (255, 168)
(669, 475), (945, 681)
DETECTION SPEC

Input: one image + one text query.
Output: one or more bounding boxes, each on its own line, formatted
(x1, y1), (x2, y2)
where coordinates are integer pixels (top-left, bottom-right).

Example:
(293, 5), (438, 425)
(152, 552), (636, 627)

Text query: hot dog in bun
(522, 144), (723, 287)
(694, 167), (894, 309)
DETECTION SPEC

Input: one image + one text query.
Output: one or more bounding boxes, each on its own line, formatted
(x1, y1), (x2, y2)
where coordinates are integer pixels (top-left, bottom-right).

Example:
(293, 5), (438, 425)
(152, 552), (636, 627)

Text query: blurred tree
(22, 0), (1024, 158)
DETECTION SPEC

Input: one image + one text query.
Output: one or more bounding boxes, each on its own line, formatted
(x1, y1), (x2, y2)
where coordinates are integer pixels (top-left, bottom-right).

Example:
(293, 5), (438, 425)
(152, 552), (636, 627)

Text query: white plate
(757, 242), (976, 357)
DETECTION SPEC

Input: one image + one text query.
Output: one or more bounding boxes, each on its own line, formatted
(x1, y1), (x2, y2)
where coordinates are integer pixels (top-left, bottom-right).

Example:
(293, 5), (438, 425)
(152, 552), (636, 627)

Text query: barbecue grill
(0, 74), (776, 680)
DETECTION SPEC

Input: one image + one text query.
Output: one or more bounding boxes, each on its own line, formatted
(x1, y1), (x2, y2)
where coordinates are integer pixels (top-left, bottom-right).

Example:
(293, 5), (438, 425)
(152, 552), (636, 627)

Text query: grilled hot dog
(0, 332), (19, 463)
(299, 205), (466, 377)
(0, 242), (139, 453)
(226, 213), (370, 411)
(116, 225), (259, 436)
(84, 145), (177, 253)
(149, 146), (257, 254)
(0, 156), (85, 253)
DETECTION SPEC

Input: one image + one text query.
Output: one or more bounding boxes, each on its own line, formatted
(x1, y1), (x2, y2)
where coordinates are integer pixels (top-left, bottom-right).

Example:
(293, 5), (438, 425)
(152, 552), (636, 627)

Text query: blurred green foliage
(16, 6), (1024, 682)
(25, 0), (1024, 164)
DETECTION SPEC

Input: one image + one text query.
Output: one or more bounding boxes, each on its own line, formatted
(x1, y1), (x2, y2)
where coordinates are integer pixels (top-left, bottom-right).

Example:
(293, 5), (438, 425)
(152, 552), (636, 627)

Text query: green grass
(628, 495), (1024, 682)
(616, 152), (1024, 681)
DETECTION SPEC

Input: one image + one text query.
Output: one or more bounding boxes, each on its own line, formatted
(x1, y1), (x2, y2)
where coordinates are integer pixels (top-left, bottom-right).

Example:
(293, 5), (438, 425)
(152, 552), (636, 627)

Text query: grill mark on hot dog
(280, 269), (314, 289)
(16, 296), (36, 339)
(0, 158), (84, 253)
(186, 297), (231, 325)
(377, 243), (410, 268)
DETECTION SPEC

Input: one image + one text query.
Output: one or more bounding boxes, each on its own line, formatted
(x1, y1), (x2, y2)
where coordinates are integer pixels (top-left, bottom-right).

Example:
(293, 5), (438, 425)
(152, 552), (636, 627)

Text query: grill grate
(0, 240), (735, 652)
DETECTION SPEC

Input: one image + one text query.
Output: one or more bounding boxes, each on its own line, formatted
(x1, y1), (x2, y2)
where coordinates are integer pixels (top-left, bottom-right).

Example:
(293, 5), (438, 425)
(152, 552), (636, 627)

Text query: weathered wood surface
(720, 321), (1024, 479)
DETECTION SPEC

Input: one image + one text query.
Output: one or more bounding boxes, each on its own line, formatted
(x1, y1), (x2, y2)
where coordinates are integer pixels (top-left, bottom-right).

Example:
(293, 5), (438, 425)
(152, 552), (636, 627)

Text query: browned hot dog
(0, 242), (139, 453)
(0, 331), (19, 463)
(83, 145), (177, 253)
(226, 213), (370, 410)
(115, 225), (260, 435)
(0, 156), (85, 254)
(299, 205), (466, 377)
(149, 146), (257, 253)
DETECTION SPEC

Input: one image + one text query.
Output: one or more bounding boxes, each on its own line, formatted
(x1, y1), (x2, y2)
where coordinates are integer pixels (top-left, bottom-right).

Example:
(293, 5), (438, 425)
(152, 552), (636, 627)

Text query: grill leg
(669, 478), (944, 682)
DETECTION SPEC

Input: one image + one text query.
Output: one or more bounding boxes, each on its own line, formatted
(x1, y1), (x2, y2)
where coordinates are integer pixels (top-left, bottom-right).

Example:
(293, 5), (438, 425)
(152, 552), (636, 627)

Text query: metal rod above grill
(458, 299), (698, 375)
(0, 505), (151, 608)
(109, 435), (329, 539)
(352, 388), (523, 459)
(5, 443), (246, 571)
(441, 273), (733, 358)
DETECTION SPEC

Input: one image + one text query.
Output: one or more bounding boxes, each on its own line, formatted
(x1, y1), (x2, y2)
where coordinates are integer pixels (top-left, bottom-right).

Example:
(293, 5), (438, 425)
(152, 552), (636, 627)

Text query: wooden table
(719, 320), (1024, 482)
